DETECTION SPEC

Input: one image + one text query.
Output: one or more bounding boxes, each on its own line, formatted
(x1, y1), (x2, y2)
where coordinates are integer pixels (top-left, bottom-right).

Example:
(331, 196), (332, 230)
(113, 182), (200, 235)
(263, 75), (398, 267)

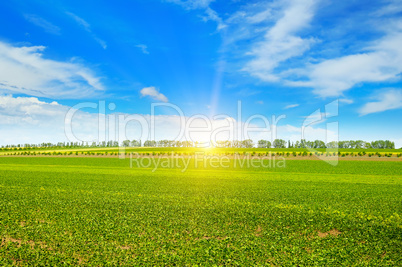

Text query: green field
(0, 157), (401, 265)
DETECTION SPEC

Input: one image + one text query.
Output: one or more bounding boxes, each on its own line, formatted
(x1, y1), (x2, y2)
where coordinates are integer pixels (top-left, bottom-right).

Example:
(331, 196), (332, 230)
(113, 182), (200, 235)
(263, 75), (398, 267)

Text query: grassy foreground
(0, 157), (401, 265)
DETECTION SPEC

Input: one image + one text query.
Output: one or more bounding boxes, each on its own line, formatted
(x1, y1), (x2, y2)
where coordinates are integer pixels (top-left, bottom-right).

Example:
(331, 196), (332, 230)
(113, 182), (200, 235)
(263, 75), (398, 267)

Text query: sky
(0, 0), (401, 147)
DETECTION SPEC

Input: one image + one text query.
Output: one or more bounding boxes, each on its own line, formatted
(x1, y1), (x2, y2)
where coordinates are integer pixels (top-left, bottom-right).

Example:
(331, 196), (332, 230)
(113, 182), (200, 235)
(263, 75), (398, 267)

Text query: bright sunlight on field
(0, 156), (401, 265)
(1, 0), (402, 265)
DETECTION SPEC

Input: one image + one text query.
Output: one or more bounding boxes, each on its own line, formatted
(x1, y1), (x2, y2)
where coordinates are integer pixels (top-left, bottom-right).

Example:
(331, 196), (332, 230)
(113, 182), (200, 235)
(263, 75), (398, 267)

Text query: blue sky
(0, 0), (401, 146)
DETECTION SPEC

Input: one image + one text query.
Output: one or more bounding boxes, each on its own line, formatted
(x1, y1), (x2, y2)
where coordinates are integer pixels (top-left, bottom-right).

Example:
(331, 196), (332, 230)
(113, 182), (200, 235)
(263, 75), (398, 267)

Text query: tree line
(257, 139), (395, 149)
(0, 139), (396, 150)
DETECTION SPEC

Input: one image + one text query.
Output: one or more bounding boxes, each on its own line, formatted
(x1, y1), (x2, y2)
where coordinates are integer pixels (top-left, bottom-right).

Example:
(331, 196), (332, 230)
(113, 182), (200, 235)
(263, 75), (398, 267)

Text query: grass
(0, 157), (401, 265)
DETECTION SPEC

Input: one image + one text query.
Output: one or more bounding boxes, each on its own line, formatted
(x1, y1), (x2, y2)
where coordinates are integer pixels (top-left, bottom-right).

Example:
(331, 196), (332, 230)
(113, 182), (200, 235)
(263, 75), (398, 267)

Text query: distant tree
(256, 140), (271, 148)
(181, 141), (193, 147)
(131, 140), (141, 147)
(273, 139), (286, 148)
(288, 140), (293, 148)
(300, 139), (307, 148)
(266, 141), (272, 148)
(326, 141), (338, 148)
(363, 142), (371, 149)
(313, 140), (326, 148)
(242, 139), (254, 148)
(258, 140), (267, 148)
(144, 140), (156, 147)
(122, 140), (130, 147)
(306, 140), (314, 148)
(232, 140), (242, 148)
(371, 140), (387, 149)
(385, 140), (395, 149)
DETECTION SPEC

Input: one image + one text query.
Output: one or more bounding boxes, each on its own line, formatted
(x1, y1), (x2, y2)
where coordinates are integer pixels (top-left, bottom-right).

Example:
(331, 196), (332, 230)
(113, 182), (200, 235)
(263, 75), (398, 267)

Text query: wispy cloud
(219, 0), (402, 102)
(339, 98), (353, 104)
(359, 89), (402, 116)
(24, 14), (61, 35)
(166, 0), (225, 30)
(236, 89), (261, 97)
(269, 1), (402, 98)
(136, 44), (149, 54)
(66, 12), (107, 49)
(301, 111), (332, 127)
(93, 37), (107, 50)
(66, 12), (90, 30)
(284, 104), (299, 109)
(202, 7), (226, 30)
(242, 0), (318, 82)
(167, 0), (214, 9)
(289, 23), (402, 97)
(373, 0), (402, 16)
(0, 41), (104, 99)
(140, 87), (168, 102)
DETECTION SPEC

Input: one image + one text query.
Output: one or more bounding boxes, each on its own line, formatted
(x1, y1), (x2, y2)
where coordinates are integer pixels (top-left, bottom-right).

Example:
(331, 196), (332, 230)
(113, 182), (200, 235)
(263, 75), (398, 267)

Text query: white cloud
(391, 138), (402, 149)
(339, 98), (353, 104)
(0, 41), (104, 99)
(0, 94), (342, 147)
(136, 44), (149, 54)
(140, 87), (169, 102)
(166, 0), (225, 30)
(263, 123), (338, 144)
(0, 94), (65, 124)
(24, 14), (61, 35)
(223, 1), (402, 101)
(203, 7), (226, 30)
(246, 8), (273, 24)
(66, 12), (90, 30)
(256, 100), (264, 105)
(301, 111), (330, 127)
(167, 0), (214, 9)
(242, 0), (318, 82)
(374, 0), (402, 16)
(359, 89), (402, 116)
(93, 37), (107, 50)
(287, 125), (339, 144)
(296, 30), (402, 97)
(66, 12), (107, 49)
(284, 104), (299, 109)
(0, 94), (97, 145)
(285, 16), (402, 97)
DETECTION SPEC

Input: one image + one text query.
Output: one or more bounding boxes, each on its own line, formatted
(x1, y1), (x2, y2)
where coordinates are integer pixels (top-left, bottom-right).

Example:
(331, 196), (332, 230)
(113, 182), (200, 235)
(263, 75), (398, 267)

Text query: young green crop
(0, 157), (401, 265)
